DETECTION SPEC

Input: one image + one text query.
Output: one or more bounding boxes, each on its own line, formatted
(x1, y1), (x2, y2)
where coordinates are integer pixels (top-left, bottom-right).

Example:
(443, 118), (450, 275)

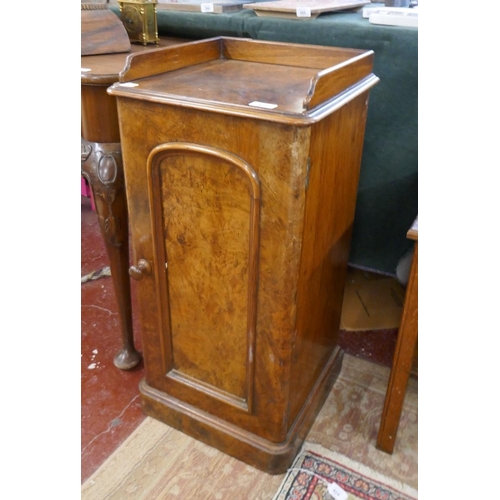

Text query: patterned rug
(82, 354), (417, 499)
(272, 443), (417, 500)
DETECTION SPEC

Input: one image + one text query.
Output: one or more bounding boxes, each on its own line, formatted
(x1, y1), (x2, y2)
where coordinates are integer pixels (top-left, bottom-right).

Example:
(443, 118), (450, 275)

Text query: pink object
(81, 176), (96, 211)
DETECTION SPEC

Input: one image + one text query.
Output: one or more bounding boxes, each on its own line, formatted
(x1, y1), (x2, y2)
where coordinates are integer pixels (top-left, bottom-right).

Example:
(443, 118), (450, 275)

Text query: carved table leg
(81, 138), (142, 370)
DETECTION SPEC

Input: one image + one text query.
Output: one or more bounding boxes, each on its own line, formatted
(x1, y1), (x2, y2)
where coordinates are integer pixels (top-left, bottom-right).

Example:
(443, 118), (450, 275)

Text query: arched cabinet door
(146, 142), (261, 414)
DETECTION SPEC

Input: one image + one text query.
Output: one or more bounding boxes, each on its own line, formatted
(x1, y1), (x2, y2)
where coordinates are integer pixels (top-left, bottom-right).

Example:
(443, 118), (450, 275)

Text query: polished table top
(81, 36), (190, 84)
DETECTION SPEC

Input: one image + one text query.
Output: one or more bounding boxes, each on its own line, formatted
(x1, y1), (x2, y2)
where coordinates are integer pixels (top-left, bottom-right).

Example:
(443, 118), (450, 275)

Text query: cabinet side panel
(289, 92), (370, 425)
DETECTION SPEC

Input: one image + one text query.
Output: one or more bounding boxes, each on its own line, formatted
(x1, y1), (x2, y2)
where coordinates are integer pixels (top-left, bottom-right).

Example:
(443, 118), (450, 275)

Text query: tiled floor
(81, 194), (399, 483)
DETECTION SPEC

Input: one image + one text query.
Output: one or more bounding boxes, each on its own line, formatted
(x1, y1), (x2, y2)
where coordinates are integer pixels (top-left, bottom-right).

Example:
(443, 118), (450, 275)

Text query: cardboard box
(340, 267), (405, 331)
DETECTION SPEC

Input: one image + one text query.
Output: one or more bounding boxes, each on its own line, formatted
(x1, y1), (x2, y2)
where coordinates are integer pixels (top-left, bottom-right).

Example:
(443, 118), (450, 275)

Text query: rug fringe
(81, 266), (111, 284)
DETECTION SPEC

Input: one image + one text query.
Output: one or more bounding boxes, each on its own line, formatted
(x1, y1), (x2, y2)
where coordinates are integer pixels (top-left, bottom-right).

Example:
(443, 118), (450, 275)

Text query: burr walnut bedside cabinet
(108, 36), (379, 473)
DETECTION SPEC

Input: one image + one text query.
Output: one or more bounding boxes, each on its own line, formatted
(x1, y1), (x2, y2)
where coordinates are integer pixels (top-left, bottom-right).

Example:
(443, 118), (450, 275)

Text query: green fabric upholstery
(111, 7), (417, 275)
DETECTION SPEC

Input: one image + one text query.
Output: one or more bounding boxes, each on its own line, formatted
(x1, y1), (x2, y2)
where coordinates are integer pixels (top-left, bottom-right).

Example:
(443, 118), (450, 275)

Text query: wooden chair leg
(377, 243), (418, 453)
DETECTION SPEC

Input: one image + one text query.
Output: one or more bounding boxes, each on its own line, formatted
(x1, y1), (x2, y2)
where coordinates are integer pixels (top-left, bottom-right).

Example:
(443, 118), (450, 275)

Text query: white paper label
(248, 101), (278, 109)
(201, 3), (214, 12)
(120, 82), (139, 87)
(327, 482), (348, 500)
(296, 7), (311, 17)
(81, 68), (91, 72)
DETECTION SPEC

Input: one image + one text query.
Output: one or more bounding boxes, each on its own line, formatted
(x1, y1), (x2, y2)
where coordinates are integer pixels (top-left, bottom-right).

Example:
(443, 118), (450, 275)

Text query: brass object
(118, 0), (159, 45)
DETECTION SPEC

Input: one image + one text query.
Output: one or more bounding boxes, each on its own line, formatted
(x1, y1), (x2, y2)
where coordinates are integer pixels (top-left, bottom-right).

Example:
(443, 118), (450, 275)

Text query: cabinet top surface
(124, 58), (318, 115)
(107, 37), (379, 123)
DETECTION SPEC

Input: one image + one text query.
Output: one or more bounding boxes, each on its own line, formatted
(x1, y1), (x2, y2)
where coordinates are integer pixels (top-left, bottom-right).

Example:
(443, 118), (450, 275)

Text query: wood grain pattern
(119, 37), (368, 81)
(81, 9), (131, 56)
(123, 58), (318, 114)
(221, 37), (366, 69)
(119, 38), (221, 82)
(304, 52), (374, 110)
(147, 143), (260, 411)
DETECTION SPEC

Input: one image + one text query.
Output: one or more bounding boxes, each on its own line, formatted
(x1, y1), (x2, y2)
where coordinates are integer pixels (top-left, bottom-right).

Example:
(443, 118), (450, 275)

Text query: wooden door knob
(129, 259), (152, 280)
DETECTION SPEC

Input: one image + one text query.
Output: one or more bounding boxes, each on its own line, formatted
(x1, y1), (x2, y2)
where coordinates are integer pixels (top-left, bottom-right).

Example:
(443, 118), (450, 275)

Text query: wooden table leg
(376, 243), (418, 453)
(81, 139), (142, 370)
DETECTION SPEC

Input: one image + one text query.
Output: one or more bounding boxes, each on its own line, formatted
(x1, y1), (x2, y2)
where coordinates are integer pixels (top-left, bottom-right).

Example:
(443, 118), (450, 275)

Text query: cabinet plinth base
(139, 347), (344, 474)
